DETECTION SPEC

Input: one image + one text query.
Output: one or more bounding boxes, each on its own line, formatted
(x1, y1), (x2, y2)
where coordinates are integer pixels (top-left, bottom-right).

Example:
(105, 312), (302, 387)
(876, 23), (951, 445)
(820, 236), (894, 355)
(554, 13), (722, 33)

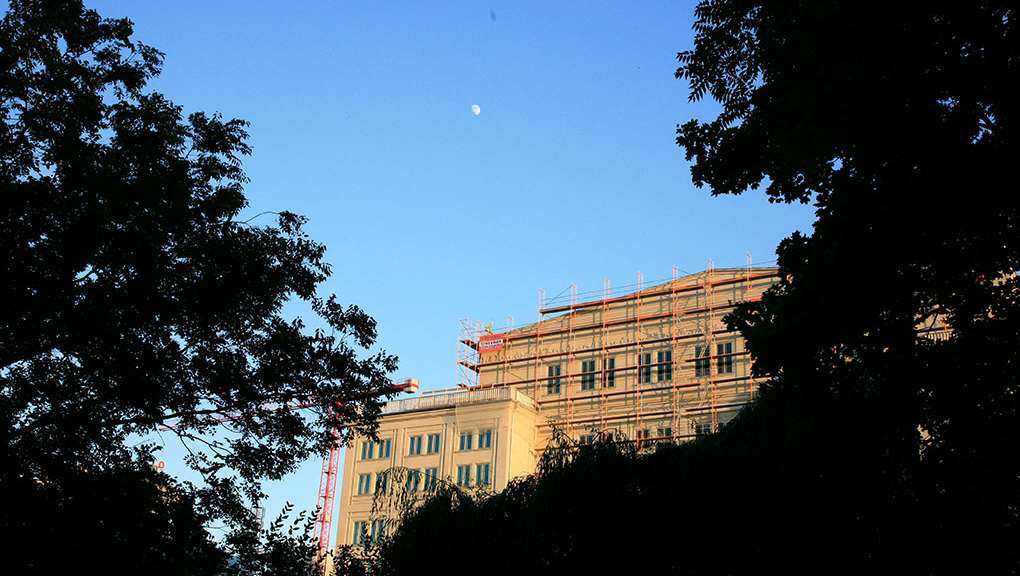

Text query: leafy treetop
(676, 0), (1018, 389)
(1, 1), (396, 572)
(677, 0), (1018, 569)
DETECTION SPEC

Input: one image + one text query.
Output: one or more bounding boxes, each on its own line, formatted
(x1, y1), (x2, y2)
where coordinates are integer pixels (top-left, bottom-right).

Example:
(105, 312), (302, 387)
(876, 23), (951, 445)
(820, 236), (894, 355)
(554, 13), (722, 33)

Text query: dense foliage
(677, 1), (1018, 571)
(364, 411), (906, 575)
(0, 1), (396, 573)
(350, 2), (1018, 574)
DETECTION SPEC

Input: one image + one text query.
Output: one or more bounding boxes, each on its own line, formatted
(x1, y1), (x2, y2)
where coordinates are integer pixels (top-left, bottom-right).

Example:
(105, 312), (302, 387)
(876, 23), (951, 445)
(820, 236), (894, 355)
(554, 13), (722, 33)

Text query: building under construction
(334, 265), (778, 549)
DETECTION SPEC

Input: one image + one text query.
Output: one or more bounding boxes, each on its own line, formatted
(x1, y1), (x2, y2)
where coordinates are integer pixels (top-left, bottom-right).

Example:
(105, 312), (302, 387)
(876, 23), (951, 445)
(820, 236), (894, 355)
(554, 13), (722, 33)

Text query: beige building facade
(334, 266), (778, 549)
(472, 267), (777, 444)
(335, 386), (539, 546)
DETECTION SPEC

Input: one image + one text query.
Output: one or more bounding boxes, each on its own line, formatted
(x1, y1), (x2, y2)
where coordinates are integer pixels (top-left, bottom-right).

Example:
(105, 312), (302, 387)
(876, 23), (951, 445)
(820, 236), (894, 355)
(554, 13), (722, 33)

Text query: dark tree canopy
(675, 0), (1017, 361)
(677, 0), (1019, 571)
(0, 1), (396, 573)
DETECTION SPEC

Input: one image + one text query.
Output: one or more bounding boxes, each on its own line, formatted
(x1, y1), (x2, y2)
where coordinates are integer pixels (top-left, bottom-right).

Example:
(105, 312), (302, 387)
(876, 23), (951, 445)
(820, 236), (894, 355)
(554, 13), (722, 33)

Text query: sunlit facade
(335, 267), (778, 549)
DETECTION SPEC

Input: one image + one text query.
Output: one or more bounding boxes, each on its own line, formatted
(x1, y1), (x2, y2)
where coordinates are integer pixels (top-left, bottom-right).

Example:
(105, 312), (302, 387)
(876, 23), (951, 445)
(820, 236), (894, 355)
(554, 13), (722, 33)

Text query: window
(695, 346), (710, 377)
(357, 473), (371, 495)
(657, 350), (673, 381)
(547, 364), (561, 394)
(580, 434), (594, 445)
(424, 467), (439, 491)
(408, 435), (422, 456)
(374, 471), (389, 494)
(456, 465), (472, 487)
(426, 433), (441, 454)
(639, 353), (652, 383)
(581, 360), (597, 390)
(353, 521), (368, 545)
(405, 469), (421, 492)
(476, 463), (491, 486)
(657, 426), (673, 439)
(636, 428), (652, 444)
(695, 422), (713, 435)
(458, 431), (473, 451)
(717, 342), (733, 373)
(370, 519), (385, 542)
(361, 439), (390, 460)
(477, 429), (492, 449)
(603, 357), (615, 388)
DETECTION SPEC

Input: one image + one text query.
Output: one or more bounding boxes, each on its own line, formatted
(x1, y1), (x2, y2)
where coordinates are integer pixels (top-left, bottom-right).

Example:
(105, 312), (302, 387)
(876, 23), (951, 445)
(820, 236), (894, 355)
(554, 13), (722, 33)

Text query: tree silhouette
(0, 2), (396, 573)
(677, 0), (1018, 571)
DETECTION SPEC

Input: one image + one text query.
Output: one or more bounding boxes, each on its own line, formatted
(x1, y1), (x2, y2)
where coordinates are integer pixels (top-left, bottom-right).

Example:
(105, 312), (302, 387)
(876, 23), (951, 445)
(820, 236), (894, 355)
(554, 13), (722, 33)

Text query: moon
(471, 104), (481, 115)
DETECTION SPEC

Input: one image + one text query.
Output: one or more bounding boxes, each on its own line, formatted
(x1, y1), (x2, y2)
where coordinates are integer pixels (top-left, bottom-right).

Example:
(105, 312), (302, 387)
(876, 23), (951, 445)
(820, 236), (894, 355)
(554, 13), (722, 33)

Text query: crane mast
(312, 378), (419, 568)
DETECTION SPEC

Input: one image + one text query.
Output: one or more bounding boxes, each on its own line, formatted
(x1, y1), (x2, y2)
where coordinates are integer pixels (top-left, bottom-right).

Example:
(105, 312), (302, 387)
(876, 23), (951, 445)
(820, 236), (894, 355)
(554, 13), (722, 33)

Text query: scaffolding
(456, 319), (482, 388)
(457, 264), (778, 447)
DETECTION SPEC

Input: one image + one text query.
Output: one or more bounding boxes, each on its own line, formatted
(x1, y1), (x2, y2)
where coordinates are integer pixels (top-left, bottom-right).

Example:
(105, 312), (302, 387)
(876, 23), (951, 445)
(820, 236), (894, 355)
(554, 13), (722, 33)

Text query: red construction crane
(311, 377), (419, 556)
(158, 377), (420, 568)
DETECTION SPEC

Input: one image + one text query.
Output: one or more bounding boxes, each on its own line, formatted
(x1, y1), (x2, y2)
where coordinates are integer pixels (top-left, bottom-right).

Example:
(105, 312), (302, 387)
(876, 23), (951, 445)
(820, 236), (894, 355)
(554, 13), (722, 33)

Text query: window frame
(424, 467), (439, 491)
(547, 364), (562, 394)
(657, 350), (673, 381)
(717, 342), (734, 373)
(458, 431), (473, 451)
(357, 473), (371, 495)
(477, 429), (492, 449)
(405, 469), (421, 492)
(475, 463), (491, 486)
(456, 464), (472, 487)
(426, 433), (441, 454)
(374, 471), (389, 494)
(370, 519), (385, 542)
(408, 435), (422, 456)
(694, 345), (710, 377)
(639, 352), (652, 383)
(353, 521), (368, 545)
(603, 357), (615, 388)
(580, 359), (597, 390)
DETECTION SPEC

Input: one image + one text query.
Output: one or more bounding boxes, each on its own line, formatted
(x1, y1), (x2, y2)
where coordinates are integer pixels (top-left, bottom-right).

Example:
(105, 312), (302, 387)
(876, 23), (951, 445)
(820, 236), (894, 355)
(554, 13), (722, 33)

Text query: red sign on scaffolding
(478, 333), (505, 353)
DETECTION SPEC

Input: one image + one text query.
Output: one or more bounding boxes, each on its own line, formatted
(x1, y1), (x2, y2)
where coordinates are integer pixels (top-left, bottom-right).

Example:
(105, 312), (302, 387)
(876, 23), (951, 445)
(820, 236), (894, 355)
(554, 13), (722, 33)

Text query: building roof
(502, 266), (778, 336)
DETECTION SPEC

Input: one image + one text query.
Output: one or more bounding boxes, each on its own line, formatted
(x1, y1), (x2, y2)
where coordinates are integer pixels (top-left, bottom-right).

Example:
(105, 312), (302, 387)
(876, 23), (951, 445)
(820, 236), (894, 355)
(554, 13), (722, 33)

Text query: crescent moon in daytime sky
(471, 104), (481, 115)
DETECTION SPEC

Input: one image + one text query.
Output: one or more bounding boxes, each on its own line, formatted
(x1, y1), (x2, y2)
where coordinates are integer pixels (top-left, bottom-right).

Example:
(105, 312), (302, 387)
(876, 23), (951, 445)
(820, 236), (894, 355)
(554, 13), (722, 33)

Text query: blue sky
(87, 0), (816, 541)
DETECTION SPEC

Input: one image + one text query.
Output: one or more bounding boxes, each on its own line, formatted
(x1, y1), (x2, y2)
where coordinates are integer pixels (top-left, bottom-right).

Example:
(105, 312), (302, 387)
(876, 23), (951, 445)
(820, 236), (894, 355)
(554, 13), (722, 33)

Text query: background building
(335, 386), (538, 547)
(335, 265), (778, 548)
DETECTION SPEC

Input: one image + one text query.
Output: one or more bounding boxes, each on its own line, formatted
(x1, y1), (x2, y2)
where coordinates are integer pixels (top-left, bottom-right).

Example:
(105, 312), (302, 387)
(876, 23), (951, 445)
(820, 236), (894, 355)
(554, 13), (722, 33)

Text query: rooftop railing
(382, 386), (535, 414)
